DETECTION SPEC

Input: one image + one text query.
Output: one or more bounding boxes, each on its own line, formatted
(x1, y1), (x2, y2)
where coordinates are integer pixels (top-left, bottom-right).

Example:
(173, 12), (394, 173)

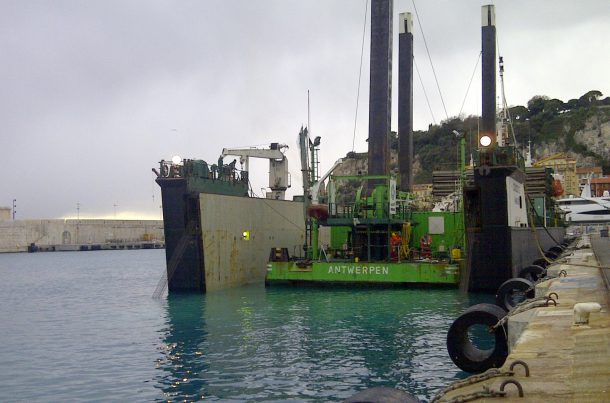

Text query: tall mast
(398, 12), (414, 191)
(367, 0), (393, 179)
(481, 5), (496, 144)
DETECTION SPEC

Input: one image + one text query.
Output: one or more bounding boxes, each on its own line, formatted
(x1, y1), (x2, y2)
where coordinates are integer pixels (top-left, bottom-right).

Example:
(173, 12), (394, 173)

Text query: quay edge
(442, 232), (610, 401)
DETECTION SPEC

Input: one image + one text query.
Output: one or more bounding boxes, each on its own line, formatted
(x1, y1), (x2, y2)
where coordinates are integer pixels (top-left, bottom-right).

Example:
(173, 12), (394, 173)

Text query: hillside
(407, 90), (610, 183)
(331, 90), (609, 201)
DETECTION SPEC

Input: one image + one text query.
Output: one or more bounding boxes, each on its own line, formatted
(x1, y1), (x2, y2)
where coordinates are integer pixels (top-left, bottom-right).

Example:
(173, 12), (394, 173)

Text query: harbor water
(0, 250), (492, 402)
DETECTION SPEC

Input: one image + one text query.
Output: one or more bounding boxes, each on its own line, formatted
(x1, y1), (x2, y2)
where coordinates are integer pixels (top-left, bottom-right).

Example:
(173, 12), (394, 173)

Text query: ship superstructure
(154, 147), (304, 293)
(461, 5), (564, 292)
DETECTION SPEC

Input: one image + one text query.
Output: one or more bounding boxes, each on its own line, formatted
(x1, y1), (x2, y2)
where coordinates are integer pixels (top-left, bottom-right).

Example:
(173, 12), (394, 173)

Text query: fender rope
(492, 295), (557, 330)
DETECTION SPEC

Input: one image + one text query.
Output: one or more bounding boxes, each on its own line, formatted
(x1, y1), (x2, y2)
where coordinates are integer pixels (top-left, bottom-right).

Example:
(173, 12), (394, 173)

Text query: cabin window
(581, 210), (610, 215)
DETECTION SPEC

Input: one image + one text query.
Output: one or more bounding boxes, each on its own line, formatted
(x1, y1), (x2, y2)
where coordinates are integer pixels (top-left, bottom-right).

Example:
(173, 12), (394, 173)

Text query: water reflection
(156, 294), (208, 401)
(156, 285), (493, 401)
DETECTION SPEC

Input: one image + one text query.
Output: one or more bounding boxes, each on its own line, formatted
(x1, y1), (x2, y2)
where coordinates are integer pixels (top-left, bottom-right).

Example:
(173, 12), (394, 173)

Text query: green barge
(266, 8), (465, 288)
(266, 168), (465, 287)
(266, 259), (460, 286)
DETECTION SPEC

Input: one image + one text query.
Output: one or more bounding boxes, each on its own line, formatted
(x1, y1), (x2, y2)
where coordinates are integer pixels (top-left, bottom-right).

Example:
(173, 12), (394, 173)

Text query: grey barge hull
(156, 159), (304, 292)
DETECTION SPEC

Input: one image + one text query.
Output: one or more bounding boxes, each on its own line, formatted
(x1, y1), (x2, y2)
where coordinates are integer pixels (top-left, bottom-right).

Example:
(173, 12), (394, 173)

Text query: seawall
(0, 219), (164, 253)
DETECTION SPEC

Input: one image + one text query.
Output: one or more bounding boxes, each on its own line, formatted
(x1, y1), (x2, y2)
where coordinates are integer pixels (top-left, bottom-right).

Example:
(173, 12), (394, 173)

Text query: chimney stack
(481, 5), (496, 139)
(398, 12), (413, 191)
(368, 0), (393, 179)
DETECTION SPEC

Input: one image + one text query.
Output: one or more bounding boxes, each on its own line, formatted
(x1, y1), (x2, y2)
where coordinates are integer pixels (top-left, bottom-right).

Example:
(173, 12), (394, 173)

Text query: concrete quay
(441, 233), (610, 402)
(0, 219), (164, 253)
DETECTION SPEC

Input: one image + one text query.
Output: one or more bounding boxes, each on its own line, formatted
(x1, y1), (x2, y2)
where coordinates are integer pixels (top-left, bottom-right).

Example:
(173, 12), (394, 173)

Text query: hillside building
(0, 207), (11, 221)
(576, 166), (603, 183)
(591, 177), (610, 197)
(534, 153), (579, 196)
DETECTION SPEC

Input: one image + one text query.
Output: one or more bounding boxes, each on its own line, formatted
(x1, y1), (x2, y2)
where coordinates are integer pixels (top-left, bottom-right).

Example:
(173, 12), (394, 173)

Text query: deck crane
(298, 126), (346, 259)
(221, 143), (290, 200)
(298, 126), (319, 258)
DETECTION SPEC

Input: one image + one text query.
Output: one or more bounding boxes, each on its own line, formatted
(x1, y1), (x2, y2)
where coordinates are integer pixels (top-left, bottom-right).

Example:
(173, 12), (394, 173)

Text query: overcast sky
(2, 0), (608, 219)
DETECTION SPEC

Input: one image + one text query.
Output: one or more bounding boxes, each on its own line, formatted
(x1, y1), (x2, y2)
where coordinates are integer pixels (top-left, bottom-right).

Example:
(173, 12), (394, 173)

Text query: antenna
(498, 56), (507, 147)
(307, 90), (311, 136)
(498, 55), (521, 158)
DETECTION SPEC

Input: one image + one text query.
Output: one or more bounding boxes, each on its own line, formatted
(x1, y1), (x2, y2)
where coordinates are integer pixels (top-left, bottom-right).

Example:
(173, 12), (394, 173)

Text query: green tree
(527, 95), (549, 116)
(578, 90), (603, 107)
(544, 98), (565, 115)
(565, 98), (579, 110)
(509, 105), (529, 120)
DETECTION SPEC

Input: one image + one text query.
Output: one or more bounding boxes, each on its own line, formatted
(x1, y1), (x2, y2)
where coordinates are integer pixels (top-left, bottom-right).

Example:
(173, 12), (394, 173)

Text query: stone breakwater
(0, 219), (164, 253)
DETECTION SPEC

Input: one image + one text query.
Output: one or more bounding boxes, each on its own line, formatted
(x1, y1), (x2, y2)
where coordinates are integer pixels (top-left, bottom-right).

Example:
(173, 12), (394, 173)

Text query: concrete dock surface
(440, 233), (610, 402)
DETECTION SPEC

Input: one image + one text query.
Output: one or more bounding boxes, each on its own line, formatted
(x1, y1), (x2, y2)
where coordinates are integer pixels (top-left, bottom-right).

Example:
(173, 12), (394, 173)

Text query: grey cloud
(1, 0), (608, 218)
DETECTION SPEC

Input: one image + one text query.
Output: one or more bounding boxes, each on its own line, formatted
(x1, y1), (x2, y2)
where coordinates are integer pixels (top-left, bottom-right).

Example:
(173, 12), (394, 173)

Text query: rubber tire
(343, 387), (420, 403)
(545, 250), (559, 260)
(495, 278), (535, 311)
(532, 258), (549, 268)
(446, 303), (508, 373)
(549, 246), (563, 255)
(518, 265), (547, 282)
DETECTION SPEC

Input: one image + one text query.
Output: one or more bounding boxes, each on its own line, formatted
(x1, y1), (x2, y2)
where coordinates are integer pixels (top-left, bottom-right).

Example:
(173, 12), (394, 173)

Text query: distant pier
(0, 219), (164, 253)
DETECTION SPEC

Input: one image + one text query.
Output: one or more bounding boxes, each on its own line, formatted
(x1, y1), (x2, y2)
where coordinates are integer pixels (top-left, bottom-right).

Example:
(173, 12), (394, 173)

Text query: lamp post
(12, 199), (16, 220)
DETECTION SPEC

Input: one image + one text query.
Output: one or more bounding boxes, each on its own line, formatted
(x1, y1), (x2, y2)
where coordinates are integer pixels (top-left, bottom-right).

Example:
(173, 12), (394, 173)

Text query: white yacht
(556, 181), (610, 223)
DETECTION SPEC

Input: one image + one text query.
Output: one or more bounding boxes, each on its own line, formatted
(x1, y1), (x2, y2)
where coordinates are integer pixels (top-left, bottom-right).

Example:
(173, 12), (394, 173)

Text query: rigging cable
(458, 51), (482, 117)
(351, 0), (369, 153)
(248, 179), (305, 233)
(412, 0), (449, 121)
(414, 57), (436, 125)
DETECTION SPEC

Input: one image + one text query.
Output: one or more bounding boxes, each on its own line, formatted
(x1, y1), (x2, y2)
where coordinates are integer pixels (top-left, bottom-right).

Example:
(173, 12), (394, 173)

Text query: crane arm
(533, 153), (565, 167)
(221, 144), (287, 161)
(311, 158), (344, 204)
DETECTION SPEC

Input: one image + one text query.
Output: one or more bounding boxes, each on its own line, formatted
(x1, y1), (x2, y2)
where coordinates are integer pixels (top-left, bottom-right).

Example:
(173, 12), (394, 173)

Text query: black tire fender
(496, 278), (535, 311)
(532, 258), (549, 268)
(446, 303), (508, 373)
(518, 265), (547, 282)
(545, 250), (559, 260)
